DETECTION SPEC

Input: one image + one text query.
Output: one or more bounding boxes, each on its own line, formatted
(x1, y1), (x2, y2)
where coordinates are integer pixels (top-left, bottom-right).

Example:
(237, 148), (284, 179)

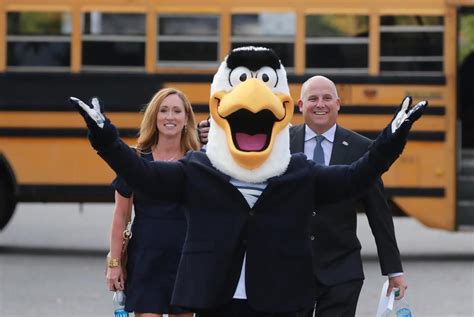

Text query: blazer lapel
(192, 152), (231, 182)
(253, 155), (305, 210)
(290, 124), (305, 154)
(329, 125), (351, 166)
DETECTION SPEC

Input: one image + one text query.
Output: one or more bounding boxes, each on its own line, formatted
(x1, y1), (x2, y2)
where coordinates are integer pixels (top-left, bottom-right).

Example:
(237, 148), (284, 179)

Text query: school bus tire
(0, 179), (16, 230)
(0, 156), (17, 230)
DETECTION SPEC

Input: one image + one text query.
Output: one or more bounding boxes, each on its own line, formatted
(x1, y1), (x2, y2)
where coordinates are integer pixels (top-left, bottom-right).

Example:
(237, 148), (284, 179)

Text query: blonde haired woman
(106, 88), (199, 317)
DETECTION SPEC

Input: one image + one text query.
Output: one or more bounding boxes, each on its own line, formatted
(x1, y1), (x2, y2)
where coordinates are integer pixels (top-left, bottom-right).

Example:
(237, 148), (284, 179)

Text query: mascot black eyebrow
(70, 46), (427, 316)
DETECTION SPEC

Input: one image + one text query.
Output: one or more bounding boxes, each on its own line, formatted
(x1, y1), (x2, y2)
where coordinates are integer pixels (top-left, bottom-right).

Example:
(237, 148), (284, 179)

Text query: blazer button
(312, 211), (317, 216)
(310, 235), (315, 241)
(249, 210), (255, 216)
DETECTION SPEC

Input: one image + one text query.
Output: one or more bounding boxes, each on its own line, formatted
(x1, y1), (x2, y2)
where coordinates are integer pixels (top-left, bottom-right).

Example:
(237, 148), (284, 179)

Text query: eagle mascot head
(206, 46), (294, 183)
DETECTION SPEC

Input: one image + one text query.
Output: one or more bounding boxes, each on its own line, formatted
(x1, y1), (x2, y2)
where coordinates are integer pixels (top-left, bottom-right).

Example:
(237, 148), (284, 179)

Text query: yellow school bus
(1, 0), (473, 231)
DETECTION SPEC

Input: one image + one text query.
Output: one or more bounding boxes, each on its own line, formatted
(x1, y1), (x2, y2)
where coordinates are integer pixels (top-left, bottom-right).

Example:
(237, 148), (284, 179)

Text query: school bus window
(7, 12), (71, 70)
(231, 13), (295, 69)
(82, 13), (146, 70)
(305, 15), (368, 74)
(380, 15), (444, 75)
(157, 15), (219, 66)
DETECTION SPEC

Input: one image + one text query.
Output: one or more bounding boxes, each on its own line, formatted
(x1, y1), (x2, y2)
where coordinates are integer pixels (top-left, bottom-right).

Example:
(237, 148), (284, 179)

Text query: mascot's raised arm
(69, 46), (427, 315)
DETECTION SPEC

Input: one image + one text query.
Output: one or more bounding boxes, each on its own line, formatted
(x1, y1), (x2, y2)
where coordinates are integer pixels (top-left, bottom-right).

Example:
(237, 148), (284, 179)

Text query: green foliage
(381, 15), (443, 26)
(306, 15), (368, 38)
(459, 15), (474, 65)
(8, 12), (64, 35)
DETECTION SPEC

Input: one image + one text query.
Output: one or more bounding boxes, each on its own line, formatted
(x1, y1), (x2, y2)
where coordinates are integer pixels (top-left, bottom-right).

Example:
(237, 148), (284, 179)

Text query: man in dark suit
(295, 76), (407, 317)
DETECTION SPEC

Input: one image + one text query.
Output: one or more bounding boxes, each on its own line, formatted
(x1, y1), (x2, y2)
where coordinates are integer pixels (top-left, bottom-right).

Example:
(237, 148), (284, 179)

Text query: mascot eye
(229, 67), (252, 87)
(256, 66), (278, 88)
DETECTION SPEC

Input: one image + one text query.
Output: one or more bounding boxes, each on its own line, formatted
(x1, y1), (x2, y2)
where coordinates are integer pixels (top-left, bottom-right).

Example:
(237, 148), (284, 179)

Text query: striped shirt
(229, 178), (267, 299)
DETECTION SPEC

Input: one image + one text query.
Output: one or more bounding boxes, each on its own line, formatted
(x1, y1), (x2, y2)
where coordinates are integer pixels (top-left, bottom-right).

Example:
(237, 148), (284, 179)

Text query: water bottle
(393, 289), (412, 317)
(113, 291), (129, 317)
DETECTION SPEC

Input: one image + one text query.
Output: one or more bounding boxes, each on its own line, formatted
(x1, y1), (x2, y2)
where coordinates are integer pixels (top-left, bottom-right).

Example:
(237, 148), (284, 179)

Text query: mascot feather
(69, 46), (427, 314)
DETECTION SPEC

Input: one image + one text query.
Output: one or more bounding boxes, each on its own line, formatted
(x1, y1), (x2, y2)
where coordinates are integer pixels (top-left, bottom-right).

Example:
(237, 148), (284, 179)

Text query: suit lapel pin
(342, 141), (349, 146)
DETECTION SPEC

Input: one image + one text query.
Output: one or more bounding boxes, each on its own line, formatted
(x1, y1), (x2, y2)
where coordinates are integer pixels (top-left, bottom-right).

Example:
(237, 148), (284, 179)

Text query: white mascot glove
(391, 96), (427, 134)
(69, 96), (118, 150)
(371, 96), (428, 163)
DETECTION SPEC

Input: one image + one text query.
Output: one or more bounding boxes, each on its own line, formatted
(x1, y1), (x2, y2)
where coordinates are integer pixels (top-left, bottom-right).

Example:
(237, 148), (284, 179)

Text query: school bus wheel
(0, 180), (15, 230)
(0, 156), (17, 230)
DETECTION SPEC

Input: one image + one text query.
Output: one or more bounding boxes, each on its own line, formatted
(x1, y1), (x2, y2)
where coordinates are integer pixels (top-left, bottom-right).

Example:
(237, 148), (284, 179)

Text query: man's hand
(69, 96), (118, 150)
(387, 275), (408, 300)
(197, 119), (210, 145)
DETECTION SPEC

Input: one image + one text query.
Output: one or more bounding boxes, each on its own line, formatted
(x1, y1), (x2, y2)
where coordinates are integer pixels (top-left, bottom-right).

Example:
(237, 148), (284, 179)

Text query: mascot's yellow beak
(210, 78), (293, 169)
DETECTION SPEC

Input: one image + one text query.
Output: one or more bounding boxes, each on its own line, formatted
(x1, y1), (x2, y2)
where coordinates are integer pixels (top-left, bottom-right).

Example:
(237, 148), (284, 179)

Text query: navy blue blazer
(97, 137), (392, 312)
(290, 124), (402, 286)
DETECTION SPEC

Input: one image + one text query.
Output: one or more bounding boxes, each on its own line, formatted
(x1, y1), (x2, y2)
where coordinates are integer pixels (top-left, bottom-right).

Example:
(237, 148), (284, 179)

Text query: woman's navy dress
(112, 151), (188, 314)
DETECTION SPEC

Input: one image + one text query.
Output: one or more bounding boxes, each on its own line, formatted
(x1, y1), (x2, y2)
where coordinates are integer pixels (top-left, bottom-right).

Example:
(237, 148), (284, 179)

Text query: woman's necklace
(161, 153), (178, 161)
(152, 148), (181, 161)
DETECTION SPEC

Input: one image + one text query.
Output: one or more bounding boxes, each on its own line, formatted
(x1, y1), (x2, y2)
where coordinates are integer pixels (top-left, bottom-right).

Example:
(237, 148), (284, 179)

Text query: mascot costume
(70, 46), (427, 316)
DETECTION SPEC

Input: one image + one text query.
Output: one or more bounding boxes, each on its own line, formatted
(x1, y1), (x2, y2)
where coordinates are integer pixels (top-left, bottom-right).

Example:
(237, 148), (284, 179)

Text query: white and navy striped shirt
(229, 178), (267, 299)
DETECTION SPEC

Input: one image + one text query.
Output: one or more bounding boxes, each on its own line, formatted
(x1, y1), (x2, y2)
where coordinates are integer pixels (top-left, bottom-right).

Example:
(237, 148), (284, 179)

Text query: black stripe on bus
(191, 104), (446, 116)
(385, 187), (445, 197)
(287, 75), (446, 85)
(0, 72), (446, 111)
(357, 131), (445, 141)
(338, 106), (445, 116)
(0, 72), (446, 85)
(18, 185), (115, 203)
(0, 128), (445, 141)
(17, 184), (445, 202)
(0, 128), (139, 138)
(0, 104), (446, 116)
(0, 104), (147, 112)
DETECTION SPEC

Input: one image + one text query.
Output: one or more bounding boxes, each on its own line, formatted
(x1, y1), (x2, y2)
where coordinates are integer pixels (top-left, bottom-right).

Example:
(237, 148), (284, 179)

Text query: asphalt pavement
(0, 203), (473, 317)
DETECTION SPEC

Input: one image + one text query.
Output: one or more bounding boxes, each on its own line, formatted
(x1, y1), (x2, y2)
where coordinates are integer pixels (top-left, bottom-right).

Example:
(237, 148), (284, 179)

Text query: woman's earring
(183, 125), (188, 134)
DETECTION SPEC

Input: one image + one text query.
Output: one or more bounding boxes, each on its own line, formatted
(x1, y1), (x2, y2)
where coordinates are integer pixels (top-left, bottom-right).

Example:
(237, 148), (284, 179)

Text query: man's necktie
(313, 135), (325, 165)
